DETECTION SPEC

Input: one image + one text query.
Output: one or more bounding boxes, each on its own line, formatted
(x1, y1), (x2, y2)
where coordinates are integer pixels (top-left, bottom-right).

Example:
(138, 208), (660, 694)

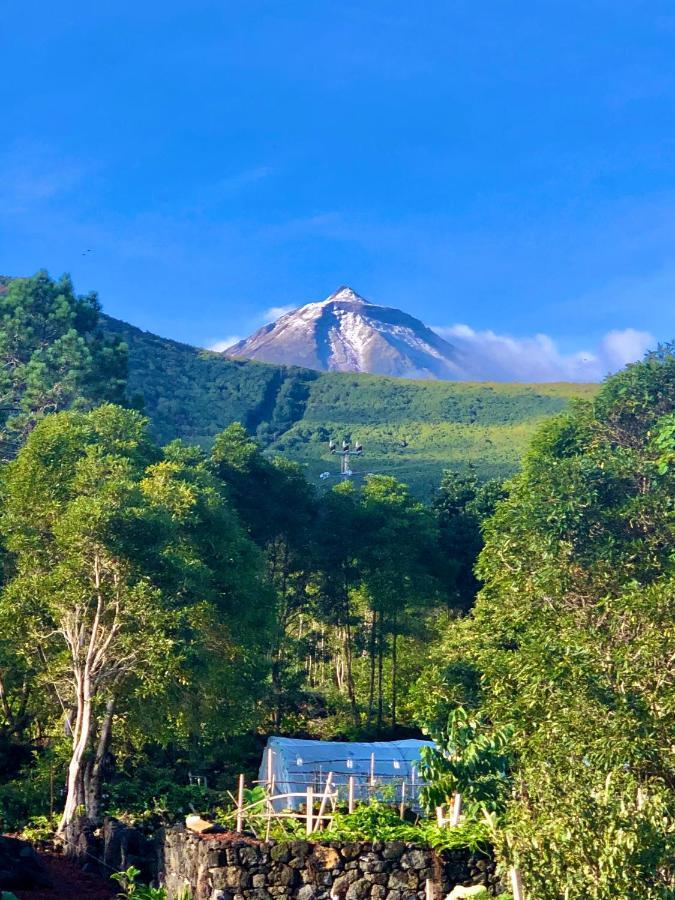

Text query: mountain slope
(226, 286), (464, 379)
(104, 315), (596, 496)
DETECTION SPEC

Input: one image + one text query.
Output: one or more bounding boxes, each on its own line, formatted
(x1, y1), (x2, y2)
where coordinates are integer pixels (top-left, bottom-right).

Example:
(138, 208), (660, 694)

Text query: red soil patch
(12, 849), (115, 900)
(199, 830), (260, 844)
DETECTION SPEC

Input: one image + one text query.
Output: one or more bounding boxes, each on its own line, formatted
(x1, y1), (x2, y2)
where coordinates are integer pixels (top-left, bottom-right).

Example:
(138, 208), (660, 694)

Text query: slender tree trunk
(59, 673), (93, 832)
(84, 698), (115, 822)
(367, 609), (377, 726)
(344, 620), (360, 727)
(342, 571), (360, 727)
(391, 615), (398, 729)
(377, 610), (384, 733)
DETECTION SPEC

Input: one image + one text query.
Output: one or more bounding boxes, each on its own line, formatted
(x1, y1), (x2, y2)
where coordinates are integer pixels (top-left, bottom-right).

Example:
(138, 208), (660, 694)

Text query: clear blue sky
(2, 1), (675, 378)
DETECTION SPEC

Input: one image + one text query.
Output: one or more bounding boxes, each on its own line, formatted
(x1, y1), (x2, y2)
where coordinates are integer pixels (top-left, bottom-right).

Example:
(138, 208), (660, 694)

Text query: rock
(298, 885), (317, 900)
(270, 844), (291, 863)
(382, 841), (406, 860)
(185, 815), (224, 835)
(359, 852), (386, 874)
(401, 849), (428, 870)
(312, 845), (340, 869)
(445, 887), (490, 899)
(270, 864), (296, 887)
(330, 870), (360, 897)
(345, 879), (371, 899)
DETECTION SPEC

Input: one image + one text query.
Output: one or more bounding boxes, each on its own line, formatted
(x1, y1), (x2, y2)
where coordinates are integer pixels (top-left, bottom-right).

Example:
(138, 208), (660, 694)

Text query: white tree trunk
(59, 676), (93, 832)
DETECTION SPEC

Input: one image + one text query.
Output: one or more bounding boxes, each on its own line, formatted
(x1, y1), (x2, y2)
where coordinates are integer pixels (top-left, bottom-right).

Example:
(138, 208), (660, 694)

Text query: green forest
(0, 272), (673, 899)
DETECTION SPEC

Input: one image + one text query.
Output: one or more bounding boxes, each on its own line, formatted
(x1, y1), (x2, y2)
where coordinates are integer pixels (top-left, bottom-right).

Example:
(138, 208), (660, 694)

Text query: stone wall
(160, 828), (501, 900)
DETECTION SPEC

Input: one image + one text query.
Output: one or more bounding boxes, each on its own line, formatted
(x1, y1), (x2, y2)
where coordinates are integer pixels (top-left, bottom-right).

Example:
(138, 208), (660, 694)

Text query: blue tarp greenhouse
(258, 736), (434, 810)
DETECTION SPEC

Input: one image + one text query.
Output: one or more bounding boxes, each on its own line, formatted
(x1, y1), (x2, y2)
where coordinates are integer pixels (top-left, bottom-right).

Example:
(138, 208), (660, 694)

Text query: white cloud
(205, 306), (296, 353)
(260, 304), (296, 323)
(433, 324), (655, 382)
(207, 336), (242, 353)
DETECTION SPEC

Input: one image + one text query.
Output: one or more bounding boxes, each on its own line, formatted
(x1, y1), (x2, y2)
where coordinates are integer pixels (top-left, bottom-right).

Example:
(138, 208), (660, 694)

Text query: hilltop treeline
(0, 272), (672, 898)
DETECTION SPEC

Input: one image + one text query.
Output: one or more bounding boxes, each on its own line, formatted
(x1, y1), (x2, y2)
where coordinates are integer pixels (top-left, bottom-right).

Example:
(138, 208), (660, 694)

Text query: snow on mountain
(223, 287), (463, 380)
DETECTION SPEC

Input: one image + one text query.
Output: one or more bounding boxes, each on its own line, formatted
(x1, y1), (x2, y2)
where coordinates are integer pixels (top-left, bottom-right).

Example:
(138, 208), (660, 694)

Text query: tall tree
(0, 405), (268, 830)
(423, 349), (675, 898)
(0, 271), (127, 458)
(358, 476), (440, 730)
(211, 424), (318, 727)
(432, 471), (505, 612)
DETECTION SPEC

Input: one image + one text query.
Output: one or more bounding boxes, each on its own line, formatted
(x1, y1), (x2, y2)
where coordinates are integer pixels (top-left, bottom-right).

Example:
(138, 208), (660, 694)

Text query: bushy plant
(318, 798), (491, 853)
(419, 706), (513, 818)
(111, 866), (191, 899)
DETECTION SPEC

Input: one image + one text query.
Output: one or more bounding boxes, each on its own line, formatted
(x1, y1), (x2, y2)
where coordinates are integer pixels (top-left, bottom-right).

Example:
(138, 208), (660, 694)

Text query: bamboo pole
(510, 867), (525, 900)
(399, 780), (406, 818)
(306, 786), (314, 835)
(266, 748), (273, 788)
(348, 775), (355, 813)
(316, 772), (334, 829)
(265, 775), (275, 841)
(236, 773), (245, 833)
(450, 792), (462, 826)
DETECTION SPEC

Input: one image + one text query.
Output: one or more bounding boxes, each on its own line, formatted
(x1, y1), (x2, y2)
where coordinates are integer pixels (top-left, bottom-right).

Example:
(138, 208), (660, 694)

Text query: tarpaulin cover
(258, 736), (435, 809)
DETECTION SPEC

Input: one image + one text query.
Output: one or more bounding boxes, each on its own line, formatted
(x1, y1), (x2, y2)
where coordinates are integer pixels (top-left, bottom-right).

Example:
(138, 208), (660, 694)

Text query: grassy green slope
(104, 316), (597, 495)
(272, 373), (597, 494)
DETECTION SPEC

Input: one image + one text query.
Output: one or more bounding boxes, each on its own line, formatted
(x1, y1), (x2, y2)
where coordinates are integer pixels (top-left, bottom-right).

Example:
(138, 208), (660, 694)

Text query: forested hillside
(105, 315), (595, 494)
(1, 272), (673, 899)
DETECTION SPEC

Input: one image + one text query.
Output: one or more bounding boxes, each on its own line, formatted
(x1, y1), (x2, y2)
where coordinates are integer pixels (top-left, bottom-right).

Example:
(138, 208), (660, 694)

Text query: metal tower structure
(320, 438), (363, 481)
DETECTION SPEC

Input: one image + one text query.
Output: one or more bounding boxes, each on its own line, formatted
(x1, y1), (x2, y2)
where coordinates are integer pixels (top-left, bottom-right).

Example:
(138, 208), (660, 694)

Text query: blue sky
(2, 1), (675, 379)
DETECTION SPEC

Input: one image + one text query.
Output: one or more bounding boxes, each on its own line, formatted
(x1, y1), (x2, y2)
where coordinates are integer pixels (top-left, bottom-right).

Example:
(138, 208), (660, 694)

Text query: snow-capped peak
(224, 287), (462, 380)
(325, 286), (369, 304)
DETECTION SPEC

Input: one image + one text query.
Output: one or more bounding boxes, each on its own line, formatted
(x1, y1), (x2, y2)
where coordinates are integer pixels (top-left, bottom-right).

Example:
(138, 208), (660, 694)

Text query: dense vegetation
(104, 311), (594, 497)
(0, 272), (672, 899)
(0, 273), (127, 459)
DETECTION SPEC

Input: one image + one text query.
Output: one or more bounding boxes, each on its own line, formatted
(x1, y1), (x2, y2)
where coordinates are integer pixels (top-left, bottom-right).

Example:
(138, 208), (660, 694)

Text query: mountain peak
(325, 286), (369, 304)
(225, 287), (463, 380)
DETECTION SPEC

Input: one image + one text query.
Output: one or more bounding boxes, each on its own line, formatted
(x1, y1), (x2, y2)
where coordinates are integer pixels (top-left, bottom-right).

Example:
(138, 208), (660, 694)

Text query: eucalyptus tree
(358, 475), (441, 730)
(0, 405), (269, 830)
(211, 423), (319, 727)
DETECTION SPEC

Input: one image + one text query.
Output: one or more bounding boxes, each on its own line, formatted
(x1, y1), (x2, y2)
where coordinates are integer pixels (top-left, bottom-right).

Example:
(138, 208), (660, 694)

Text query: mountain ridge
(102, 313), (596, 496)
(225, 286), (464, 380)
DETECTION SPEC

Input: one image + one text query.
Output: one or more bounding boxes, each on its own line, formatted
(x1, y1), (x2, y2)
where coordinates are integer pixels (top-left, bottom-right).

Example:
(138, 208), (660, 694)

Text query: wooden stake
(236, 773), (245, 833)
(316, 772), (333, 828)
(370, 752), (375, 786)
(348, 775), (355, 814)
(306, 786), (314, 835)
(436, 805), (445, 827)
(265, 774), (275, 841)
(510, 867), (525, 900)
(399, 780), (406, 818)
(266, 747), (273, 788)
(450, 792), (462, 826)
(425, 878), (434, 900)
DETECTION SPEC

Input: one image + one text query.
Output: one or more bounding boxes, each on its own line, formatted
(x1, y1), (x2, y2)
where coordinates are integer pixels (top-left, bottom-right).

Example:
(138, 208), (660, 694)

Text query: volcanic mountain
(224, 287), (462, 380)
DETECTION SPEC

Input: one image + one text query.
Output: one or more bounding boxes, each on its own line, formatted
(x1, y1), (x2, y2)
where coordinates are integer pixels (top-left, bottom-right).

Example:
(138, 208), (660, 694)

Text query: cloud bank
(433, 325), (655, 382)
(208, 336), (242, 353)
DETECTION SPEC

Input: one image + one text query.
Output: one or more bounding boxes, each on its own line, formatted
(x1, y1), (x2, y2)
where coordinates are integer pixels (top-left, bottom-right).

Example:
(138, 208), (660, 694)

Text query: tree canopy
(0, 271), (127, 458)
(419, 350), (675, 898)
